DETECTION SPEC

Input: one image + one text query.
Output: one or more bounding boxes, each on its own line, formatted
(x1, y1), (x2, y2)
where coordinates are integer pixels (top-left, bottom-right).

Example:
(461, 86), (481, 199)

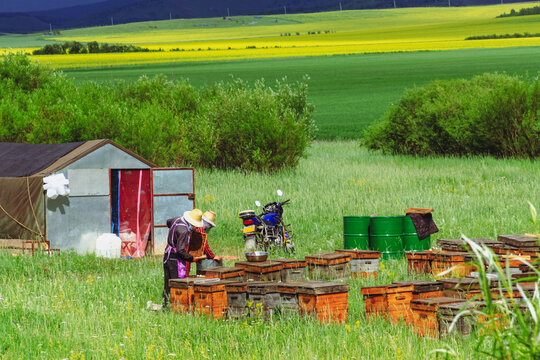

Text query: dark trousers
(162, 258), (180, 307)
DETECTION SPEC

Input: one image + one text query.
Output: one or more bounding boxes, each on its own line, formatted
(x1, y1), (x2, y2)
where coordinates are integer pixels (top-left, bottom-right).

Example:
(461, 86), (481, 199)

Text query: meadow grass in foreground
(64, 47), (540, 139)
(1, 141), (539, 359)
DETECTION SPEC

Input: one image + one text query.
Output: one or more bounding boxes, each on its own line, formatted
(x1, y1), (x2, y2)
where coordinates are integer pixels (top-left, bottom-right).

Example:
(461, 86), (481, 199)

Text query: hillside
(1, 0), (539, 33)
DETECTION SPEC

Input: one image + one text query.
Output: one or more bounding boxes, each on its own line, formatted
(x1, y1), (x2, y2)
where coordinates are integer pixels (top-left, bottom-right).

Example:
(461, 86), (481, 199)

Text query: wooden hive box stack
(393, 280), (444, 300)
(405, 251), (435, 274)
(495, 254), (531, 275)
(335, 249), (381, 278)
(235, 260), (284, 281)
(247, 282), (281, 318)
(432, 252), (475, 279)
(360, 284), (414, 324)
(169, 277), (197, 314)
(225, 282), (249, 318)
(296, 281), (350, 323)
(512, 272), (538, 286)
(437, 238), (503, 253)
(411, 297), (466, 338)
(439, 277), (481, 299)
(199, 266), (245, 281)
(437, 301), (476, 337)
(497, 234), (540, 254)
(193, 279), (228, 319)
(305, 252), (351, 281)
(274, 259), (307, 282)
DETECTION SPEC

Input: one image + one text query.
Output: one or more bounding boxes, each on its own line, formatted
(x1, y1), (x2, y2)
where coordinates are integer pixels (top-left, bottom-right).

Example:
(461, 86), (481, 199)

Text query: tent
(0, 139), (195, 256)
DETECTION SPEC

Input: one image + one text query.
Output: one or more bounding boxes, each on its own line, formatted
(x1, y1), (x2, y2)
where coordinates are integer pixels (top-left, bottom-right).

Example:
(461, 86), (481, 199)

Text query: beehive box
(297, 281), (350, 323)
(235, 261), (284, 282)
(199, 266), (245, 281)
(495, 254), (531, 275)
(360, 284), (414, 324)
(193, 280), (228, 319)
(432, 252), (475, 278)
(437, 302), (476, 337)
(406, 251), (435, 274)
(393, 280), (444, 300)
(335, 249), (381, 278)
(437, 238), (503, 252)
(169, 277), (197, 314)
(225, 282), (248, 318)
(274, 259), (307, 282)
(411, 297), (466, 338)
(247, 282), (281, 318)
(277, 282), (305, 315)
(305, 253), (351, 281)
(439, 277), (481, 299)
(512, 272), (538, 286)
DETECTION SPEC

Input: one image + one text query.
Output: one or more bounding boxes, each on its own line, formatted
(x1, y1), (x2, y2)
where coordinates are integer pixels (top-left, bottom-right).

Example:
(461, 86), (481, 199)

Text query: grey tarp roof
(0, 141), (84, 177)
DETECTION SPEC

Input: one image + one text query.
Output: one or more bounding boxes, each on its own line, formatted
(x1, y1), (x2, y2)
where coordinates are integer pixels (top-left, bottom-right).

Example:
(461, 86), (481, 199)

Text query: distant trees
(497, 5), (540, 18)
(32, 41), (152, 55)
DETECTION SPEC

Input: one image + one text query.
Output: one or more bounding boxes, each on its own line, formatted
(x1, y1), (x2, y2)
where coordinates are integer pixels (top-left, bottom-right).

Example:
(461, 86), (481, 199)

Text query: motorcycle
(239, 190), (295, 254)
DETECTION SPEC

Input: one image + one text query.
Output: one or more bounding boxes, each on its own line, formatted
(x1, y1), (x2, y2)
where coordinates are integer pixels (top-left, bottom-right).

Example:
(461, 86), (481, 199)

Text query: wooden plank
(234, 261), (284, 273)
(273, 258), (307, 268)
(305, 252), (351, 266)
(247, 282), (279, 295)
(411, 297), (464, 312)
(498, 234), (540, 249)
(404, 208), (433, 214)
(438, 277), (480, 290)
(393, 280), (443, 293)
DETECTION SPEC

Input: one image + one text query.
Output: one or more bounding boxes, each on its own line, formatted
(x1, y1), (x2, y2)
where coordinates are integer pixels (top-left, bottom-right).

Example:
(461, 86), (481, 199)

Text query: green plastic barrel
(369, 216), (404, 260)
(402, 216), (431, 251)
(343, 216), (370, 249)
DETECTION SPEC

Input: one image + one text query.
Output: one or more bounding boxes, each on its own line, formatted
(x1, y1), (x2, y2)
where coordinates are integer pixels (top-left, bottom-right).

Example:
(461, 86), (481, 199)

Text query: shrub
(0, 54), (315, 171)
(363, 73), (540, 158)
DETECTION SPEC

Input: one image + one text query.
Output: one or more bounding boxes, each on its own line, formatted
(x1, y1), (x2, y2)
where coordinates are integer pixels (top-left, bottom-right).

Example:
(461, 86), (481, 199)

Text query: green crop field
(64, 47), (540, 139)
(2, 141), (539, 359)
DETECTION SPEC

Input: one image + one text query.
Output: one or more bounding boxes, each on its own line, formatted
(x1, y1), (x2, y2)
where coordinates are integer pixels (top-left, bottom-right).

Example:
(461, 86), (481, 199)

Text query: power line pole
(448, 0), (451, 7)
(394, 0), (397, 8)
(170, 12), (172, 20)
(227, 7), (230, 17)
(339, 2), (342, 11)
(284, 5), (287, 14)
(49, 23), (52, 34)
(111, 17), (114, 26)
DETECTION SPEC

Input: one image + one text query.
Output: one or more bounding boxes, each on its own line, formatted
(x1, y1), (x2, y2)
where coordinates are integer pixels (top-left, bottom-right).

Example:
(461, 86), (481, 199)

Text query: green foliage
(497, 5), (540, 18)
(363, 73), (540, 158)
(466, 32), (540, 40)
(32, 41), (151, 55)
(0, 53), (314, 171)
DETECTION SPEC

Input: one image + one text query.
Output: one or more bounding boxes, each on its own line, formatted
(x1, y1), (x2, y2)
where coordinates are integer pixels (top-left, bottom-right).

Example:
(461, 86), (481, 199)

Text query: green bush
(363, 73), (540, 158)
(0, 54), (315, 171)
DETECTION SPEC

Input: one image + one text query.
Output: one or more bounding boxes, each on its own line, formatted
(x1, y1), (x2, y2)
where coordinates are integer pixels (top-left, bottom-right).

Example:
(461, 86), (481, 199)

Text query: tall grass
(2, 141), (539, 359)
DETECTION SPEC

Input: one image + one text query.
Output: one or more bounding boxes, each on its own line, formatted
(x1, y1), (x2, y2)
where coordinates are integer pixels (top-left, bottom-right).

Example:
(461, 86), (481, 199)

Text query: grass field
(2, 141), (539, 359)
(64, 47), (540, 139)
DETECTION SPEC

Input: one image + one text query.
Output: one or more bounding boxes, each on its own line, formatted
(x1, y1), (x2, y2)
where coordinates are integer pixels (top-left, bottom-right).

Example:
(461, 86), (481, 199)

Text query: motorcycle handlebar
(280, 199), (291, 205)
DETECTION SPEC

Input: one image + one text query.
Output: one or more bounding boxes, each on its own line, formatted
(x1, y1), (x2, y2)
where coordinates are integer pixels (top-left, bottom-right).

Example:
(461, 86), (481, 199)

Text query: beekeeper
(162, 208), (204, 308)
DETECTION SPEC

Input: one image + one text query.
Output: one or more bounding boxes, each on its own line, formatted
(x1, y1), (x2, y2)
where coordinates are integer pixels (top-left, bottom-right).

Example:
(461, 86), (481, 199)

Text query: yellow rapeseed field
(2, 3), (539, 68)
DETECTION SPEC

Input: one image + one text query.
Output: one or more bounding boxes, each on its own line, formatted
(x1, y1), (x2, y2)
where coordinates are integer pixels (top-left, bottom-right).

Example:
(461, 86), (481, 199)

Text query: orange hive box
(274, 258), (307, 282)
(393, 280), (444, 300)
(199, 266), (245, 281)
(247, 282), (281, 318)
(335, 249), (381, 278)
(169, 277), (197, 314)
(432, 252), (475, 279)
(193, 279), (229, 319)
(296, 281), (350, 323)
(225, 282), (249, 318)
(406, 251), (435, 274)
(361, 284), (414, 324)
(411, 297), (466, 338)
(437, 301), (477, 337)
(305, 253), (351, 281)
(234, 260), (284, 281)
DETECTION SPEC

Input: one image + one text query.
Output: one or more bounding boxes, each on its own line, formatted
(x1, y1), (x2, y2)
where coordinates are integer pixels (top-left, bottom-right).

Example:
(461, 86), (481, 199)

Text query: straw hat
(183, 208), (204, 227)
(202, 210), (216, 228)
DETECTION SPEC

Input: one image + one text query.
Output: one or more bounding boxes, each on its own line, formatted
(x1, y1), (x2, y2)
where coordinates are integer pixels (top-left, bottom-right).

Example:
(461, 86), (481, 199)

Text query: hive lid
(305, 252), (351, 265)
(393, 280), (443, 293)
(235, 260), (284, 269)
(247, 282), (279, 294)
(405, 251), (434, 260)
(498, 235), (540, 249)
(438, 277), (480, 290)
(225, 281), (249, 292)
(201, 266), (245, 274)
(273, 258), (307, 268)
(296, 281), (350, 295)
(437, 301), (475, 315)
(411, 296), (465, 307)
(334, 249), (381, 259)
